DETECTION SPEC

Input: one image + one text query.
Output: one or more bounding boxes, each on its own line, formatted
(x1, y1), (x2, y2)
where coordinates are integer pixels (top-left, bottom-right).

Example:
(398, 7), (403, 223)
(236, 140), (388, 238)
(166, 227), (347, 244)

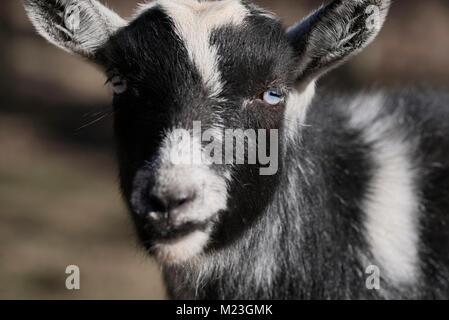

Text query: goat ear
(286, 0), (390, 85)
(23, 0), (126, 60)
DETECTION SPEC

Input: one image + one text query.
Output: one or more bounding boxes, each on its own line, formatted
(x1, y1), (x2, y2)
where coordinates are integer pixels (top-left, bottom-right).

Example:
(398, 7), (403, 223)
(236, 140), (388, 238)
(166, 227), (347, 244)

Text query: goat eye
(263, 89), (284, 105)
(108, 75), (127, 95)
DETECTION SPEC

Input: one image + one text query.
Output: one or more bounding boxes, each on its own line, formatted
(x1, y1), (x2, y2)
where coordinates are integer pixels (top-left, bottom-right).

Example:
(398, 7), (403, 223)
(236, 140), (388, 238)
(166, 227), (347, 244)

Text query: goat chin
(151, 230), (211, 265)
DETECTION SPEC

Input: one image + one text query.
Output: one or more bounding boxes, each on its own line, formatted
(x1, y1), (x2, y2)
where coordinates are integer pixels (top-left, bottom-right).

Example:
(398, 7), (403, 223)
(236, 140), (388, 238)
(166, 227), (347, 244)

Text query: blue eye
(263, 89), (284, 105)
(109, 75), (127, 95)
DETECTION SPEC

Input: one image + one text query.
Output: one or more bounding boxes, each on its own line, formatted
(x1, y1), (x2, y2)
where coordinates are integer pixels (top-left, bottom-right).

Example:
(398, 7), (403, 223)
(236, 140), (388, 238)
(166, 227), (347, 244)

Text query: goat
(24, 0), (449, 299)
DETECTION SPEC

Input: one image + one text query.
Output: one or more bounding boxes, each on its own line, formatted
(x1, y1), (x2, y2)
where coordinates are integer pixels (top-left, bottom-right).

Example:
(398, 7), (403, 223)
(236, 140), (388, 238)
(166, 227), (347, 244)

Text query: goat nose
(147, 190), (195, 220)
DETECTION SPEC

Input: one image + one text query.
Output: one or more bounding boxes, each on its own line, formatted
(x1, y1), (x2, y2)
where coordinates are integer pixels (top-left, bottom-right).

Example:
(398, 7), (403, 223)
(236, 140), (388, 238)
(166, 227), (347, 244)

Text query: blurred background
(0, 0), (448, 299)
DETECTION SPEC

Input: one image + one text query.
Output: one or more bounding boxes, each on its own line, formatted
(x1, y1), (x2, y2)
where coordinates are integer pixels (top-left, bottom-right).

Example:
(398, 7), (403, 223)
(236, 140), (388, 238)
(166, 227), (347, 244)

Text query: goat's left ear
(23, 0), (126, 60)
(286, 0), (390, 85)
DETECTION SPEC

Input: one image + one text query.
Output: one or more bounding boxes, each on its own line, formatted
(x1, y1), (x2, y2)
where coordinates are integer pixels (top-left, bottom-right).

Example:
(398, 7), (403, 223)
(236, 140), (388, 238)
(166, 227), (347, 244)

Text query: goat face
(24, 0), (390, 264)
(98, 4), (294, 263)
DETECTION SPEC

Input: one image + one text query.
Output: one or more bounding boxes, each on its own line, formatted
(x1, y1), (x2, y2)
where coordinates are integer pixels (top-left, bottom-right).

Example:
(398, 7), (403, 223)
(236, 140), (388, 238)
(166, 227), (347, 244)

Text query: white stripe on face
(348, 94), (420, 286)
(149, 127), (229, 264)
(156, 0), (249, 97)
(157, 127), (229, 223)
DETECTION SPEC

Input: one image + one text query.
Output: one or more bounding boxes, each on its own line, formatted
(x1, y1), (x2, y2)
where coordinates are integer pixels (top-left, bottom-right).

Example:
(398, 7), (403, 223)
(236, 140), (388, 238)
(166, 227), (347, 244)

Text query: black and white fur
(24, 0), (449, 299)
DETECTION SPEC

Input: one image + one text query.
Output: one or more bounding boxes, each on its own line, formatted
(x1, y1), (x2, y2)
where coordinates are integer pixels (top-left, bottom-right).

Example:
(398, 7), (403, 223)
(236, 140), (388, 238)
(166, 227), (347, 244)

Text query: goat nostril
(173, 190), (198, 209)
(174, 194), (191, 208)
(147, 191), (196, 217)
(148, 194), (167, 213)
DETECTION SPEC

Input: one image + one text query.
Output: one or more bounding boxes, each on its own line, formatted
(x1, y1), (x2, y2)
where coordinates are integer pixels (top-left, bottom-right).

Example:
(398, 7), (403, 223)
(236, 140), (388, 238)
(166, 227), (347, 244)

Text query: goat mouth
(137, 219), (213, 263)
(140, 219), (211, 244)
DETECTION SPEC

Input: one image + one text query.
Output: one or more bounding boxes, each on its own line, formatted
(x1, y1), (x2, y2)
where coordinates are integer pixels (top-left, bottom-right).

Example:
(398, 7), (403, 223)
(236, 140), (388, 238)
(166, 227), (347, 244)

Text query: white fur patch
(283, 82), (316, 140)
(348, 94), (420, 285)
(137, 0), (249, 97)
(151, 126), (227, 264)
(153, 230), (211, 264)
(156, 128), (229, 224)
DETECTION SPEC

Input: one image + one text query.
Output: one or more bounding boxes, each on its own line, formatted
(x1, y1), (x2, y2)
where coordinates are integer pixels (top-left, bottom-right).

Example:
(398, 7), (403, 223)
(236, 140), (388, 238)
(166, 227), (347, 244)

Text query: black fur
(162, 88), (449, 299)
